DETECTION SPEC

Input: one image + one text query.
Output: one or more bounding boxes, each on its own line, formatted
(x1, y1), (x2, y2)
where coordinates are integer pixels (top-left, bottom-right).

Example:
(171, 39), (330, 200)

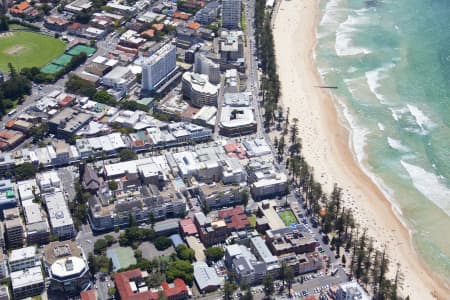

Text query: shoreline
(272, 0), (450, 298)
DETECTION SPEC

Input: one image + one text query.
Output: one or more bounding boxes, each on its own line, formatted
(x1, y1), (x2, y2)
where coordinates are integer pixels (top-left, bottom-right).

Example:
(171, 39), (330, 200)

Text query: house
(115, 269), (188, 300)
(82, 165), (100, 193)
(44, 16), (70, 31)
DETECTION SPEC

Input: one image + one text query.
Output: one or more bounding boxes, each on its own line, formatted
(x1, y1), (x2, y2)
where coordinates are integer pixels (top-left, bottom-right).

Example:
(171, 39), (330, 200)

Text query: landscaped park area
(0, 31), (66, 72)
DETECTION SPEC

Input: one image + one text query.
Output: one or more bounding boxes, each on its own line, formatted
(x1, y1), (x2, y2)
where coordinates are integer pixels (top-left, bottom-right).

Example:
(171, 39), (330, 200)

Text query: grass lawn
(0, 31), (66, 72)
(248, 215), (256, 228)
(279, 210), (298, 226)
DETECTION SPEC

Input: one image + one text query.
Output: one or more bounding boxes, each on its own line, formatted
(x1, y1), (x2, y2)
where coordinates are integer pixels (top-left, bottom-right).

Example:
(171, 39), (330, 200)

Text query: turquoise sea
(316, 0), (450, 284)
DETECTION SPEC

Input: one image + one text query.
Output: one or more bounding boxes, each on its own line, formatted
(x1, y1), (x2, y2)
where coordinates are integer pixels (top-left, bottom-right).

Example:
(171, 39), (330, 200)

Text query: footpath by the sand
(271, 0), (449, 299)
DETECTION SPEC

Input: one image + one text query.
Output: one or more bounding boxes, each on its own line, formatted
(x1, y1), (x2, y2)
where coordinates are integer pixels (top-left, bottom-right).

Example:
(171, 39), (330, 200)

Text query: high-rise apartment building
(222, 0), (241, 29)
(141, 44), (177, 91)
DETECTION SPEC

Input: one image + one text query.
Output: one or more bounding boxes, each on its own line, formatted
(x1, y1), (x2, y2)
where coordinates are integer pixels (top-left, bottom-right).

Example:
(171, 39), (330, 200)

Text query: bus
(7, 109), (17, 116)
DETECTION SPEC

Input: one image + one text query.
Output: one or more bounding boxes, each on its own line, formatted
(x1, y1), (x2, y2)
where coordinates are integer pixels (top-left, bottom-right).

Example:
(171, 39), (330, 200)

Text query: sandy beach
(272, 0), (449, 298)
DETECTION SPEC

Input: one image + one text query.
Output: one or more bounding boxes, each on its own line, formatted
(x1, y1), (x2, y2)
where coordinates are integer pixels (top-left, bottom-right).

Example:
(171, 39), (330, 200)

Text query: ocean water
(316, 0), (450, 283)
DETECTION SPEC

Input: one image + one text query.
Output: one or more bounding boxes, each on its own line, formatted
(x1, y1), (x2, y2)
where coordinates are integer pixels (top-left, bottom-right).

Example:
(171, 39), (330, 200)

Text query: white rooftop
(193, 261), (222, 290)
(45, 192), (74, 229)
(183, 72), (219, 95)
(16, 179), (39, 202)
(10, 266), (43, 289)
(9, 246), (37, 262)
(50, 256), (87, 279)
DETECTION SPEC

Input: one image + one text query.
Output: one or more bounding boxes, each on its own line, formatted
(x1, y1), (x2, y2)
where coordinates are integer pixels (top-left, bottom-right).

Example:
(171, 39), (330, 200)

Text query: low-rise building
(8, 246), (38, 272)
(89, 180), (186, 231)
(102, 66), (135, 91)
(330, 281), (370, 300)
(265, 225), (317, 256)
(0, 130), (25, 151)
(16, 179), (39, 202)
(255, 200), (286, 231)
(278, 252), (322, 275)
(217, 206), (250, 233)
(193, 261), (221, 292)
(23, 202), (50, 245)
(219, 106), (257, 136)
(10, 266), (44, 299)
(48, 108), (93, 140)
(179, 218), (197, 237)
(45, 192), (75, 240)
(198, 182), (242, 209)
(4, 119), (33, 134)
(44, 16), (70, 31)
(115, 269), (188, 300)
(65, 0), (92, 13)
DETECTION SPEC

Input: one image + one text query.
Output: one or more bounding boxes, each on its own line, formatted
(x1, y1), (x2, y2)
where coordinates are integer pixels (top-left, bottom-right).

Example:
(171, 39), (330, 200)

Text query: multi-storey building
(8, 246), (38, 272)
(3, 207), (24, 249)
(181, 72), (219, 107)
(194, 212), (228, 247)
(222, 0), (241, 29)
(265, 225), (317, 256)
(0, 253), (8, 280)
(10, 266), (44, 299)
(23, 202), (50, 245)
(45, 192), (75, 240)
(141, 44), (177, 91)
(194, 52), (221, 84)
(44, 241), (91, 295)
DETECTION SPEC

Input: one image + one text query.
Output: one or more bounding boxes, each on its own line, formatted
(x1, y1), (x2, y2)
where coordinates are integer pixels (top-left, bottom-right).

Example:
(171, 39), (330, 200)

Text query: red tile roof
(115, 269), (188, 300)
(68, 22), (82, 30)
(179, 218), (197, 236)
(172, 11), (190, 20)
(80, 290), (97, 300)
(152, 23), (164, 31)
(141, 29), (154, 38)
(186, 22), (201, 30)
(58, 95), (75, 106)
(161, 278), (188, 298)
(4, 120), (16, 129)
(218, 206), (249, 231)
(17, 2), (30, 10)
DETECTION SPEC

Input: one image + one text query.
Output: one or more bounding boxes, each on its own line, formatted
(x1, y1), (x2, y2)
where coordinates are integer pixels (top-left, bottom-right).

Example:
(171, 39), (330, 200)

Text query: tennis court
(279, 210), (298, 226)
(106, 246), (136, 271)
(67, 44), (96, 57)
(52, 54), (73, 66)
(41, 63), (64, 74)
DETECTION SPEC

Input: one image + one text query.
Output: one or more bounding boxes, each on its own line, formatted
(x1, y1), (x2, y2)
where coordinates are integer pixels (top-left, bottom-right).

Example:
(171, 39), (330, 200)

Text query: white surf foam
(365, 64), (395, 104)
(387, 137), (409, 152)
(401, 161), (450, 217)
(389, 107), (409, 122)
(406, 104), (436, 132)
(338, 99), (369, 163)
(320, 0), (344, 26)
(337, 99), (407, 225)
(335, 14), (372, 56)
(377, 123), (385, 131)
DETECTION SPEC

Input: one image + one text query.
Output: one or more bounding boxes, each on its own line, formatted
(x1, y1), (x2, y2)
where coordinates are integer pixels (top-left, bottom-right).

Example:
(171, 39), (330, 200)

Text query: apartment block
(10, 266), (44, 299)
